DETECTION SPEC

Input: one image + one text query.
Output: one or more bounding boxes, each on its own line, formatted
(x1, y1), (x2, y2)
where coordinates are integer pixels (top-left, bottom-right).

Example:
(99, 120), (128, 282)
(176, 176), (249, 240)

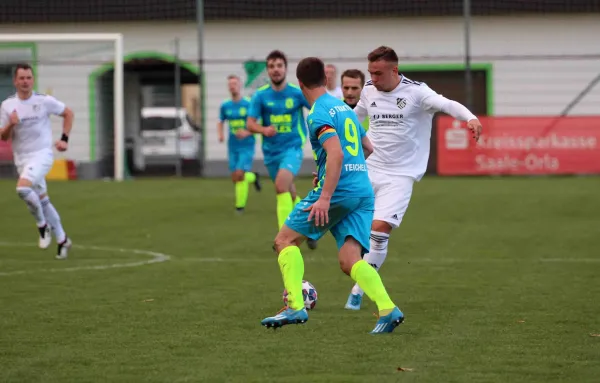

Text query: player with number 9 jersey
(309, 95), (373, 199)
(261, 57), (403, 334)
(285, 92), (374, 254)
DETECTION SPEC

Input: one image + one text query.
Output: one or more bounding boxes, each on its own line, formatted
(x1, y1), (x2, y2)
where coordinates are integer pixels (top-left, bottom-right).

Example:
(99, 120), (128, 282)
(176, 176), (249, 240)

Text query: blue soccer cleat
(261, 307), (309, 329)
(344, 293), (362, 310)
(370, 307), (405, 334)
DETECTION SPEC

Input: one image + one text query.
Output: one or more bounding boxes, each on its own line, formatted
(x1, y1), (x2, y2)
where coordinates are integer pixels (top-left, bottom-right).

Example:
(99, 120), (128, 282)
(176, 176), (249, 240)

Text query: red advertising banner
(437, 116), (600, 175)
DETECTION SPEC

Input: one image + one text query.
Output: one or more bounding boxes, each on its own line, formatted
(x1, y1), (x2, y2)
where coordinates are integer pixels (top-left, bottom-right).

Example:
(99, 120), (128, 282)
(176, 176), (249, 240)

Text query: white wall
(0, 14), (598, 163)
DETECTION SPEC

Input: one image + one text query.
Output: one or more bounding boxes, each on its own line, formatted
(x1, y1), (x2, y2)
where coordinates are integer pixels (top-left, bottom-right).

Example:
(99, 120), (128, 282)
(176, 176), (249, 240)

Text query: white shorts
(15, 149), (54, 195)
(369, 170), (415, 229)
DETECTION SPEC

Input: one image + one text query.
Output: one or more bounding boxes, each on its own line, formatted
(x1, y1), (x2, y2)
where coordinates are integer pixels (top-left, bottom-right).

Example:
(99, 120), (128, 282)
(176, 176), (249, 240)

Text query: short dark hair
(296, 57), (326, 89)
(341, 69), (365, 87)
(13, 63), (33, 77)
(367, 46), (399, 64)
(266, 50), (287, 68)
(227, 74), (240, 81)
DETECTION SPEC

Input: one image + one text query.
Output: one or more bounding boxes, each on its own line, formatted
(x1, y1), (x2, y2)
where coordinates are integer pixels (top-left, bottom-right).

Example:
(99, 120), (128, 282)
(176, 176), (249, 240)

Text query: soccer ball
(283, 280), (318, 310)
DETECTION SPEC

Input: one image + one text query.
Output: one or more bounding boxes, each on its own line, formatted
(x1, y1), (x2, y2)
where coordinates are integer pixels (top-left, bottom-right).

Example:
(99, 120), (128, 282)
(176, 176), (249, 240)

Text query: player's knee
(16, 177), (33, 188)
(273, 236), (292, 254)
(274, 179), (289, 194)
(371, 220), (393, 234)
(16, 186), (33, 200)
(232, 171), (243, 182)
(338, 237), (363, 275)
(274, 170), (293, 194)
(338, 257), (354, 276)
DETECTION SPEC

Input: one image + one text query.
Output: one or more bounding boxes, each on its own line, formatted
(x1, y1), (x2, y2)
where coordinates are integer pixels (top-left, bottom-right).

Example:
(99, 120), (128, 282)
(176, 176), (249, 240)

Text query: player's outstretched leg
(232, 170), (248, 214)
(290, 183), (318, 251)
(274, 170), (295, 229)
(39, 194), (71, 260)
(346, 230), (390, 310)
(261, 226), (309, 329)
(16, 181), (50, 249)
(339, 237), (403, 334)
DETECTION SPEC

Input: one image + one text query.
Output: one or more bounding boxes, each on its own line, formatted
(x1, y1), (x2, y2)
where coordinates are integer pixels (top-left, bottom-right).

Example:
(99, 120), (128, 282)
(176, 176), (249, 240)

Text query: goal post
(0, 33), (125, 181)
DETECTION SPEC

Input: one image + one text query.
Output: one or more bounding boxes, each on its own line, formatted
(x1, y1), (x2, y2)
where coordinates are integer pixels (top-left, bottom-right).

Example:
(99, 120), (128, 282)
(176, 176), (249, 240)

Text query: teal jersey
(248, 83), (309, 156)
(343, 99), (370, 131)
(307, 93), (373, 198)
(219, 97), (255, 149)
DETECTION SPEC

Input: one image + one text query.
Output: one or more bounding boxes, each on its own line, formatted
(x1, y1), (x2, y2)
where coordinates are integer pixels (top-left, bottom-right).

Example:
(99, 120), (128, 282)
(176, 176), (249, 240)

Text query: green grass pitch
(1, 177), (599, 382)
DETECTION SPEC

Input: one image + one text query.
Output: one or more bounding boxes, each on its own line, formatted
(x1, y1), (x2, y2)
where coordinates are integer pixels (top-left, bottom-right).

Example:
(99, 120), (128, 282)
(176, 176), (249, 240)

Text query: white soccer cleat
(56, 237), (72, 260)
(38, 225), (52, 249)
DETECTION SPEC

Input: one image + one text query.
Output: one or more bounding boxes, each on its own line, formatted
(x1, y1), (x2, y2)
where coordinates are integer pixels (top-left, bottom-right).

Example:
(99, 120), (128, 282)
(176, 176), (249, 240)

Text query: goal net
(0, 34), (125, 181)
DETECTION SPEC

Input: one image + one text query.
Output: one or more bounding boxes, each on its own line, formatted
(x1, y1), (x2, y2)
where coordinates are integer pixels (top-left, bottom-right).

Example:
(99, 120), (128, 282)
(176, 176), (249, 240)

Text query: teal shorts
(228, 147), (255, 172)
(285, 191), (375, 255)
(264, 147), (303, 181)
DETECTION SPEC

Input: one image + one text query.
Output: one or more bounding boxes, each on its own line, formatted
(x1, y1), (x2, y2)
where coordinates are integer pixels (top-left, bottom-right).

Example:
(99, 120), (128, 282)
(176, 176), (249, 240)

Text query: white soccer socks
(40, 196), (67, 244)
(351, 231), (390, 296)
(17, 187), (46, 227)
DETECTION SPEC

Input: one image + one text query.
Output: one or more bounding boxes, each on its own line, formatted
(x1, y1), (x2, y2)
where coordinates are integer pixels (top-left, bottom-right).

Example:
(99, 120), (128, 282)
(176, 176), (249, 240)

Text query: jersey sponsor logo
(270, 114), (293, 133)
(229, 119), (246, 132)
(396, 98), (407, 109)
(371, 114), (403, 120)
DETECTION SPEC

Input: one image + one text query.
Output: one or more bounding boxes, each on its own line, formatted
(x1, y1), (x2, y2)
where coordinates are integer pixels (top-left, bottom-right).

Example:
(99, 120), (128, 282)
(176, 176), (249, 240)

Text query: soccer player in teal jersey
(247, 50), (317, 250)
(260, 57), (404, 334)
(217, 74), (261, 213)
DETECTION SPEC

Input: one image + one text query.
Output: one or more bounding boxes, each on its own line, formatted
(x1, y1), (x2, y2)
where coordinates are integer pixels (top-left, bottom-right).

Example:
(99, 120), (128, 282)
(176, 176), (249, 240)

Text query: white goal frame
(0, 33), (125, 181)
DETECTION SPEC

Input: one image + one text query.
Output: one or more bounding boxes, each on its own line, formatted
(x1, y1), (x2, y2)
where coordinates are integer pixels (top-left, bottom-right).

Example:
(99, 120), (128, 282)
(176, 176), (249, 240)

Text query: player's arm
(45, 96), (73, 150)
(0, 105), (17, 141)
(419, 85), (482, 141)
(217, 103), (226, 142)
(356, 120), (373, 159)
(316, 126), (344, 201)
(47, 96), (73, 137)
(361, 136), (374, 159)
(247, 92), (266, 134)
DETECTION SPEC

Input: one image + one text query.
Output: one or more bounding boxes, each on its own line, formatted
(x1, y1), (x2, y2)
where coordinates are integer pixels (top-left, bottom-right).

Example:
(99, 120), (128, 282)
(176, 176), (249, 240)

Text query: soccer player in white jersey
(0, 63), (74, 260)
(344, 46), (483, 310)
(325, 64), (343, 99)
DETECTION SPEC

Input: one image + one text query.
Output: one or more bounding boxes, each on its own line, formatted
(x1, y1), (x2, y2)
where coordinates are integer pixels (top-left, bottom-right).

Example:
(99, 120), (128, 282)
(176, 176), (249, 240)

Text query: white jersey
(354, 76), (476, 181)
(0, 92), (65, 163)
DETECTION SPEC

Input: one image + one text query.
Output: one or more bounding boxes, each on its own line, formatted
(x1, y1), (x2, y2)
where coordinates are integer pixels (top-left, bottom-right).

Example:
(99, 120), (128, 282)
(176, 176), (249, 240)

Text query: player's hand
(467, 119), (482, 142)
(311, 172), (319, 188)
(218, 134), (224, 143)
(9, 110), (19, 126)
(304, 197), (330, 227)
(55, 140), (68, 152)
(235, 129), (251, 139)
(262, 126), (277, 137)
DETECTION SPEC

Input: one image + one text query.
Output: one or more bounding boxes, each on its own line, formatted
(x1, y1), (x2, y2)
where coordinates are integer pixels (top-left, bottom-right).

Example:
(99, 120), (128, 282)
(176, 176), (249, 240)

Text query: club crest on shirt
(32, 104), (40, 112)
(396, 98), (407, 109)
